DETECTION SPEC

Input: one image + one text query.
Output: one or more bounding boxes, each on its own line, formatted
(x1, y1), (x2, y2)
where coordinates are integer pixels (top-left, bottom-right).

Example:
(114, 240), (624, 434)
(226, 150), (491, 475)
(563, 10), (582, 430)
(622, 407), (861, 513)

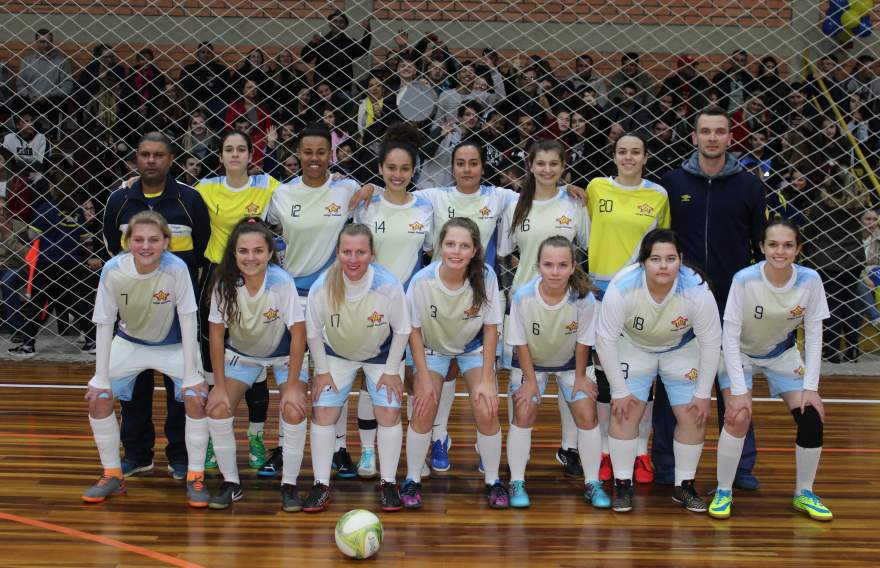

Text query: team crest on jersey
(556, 214), (572, 227)
(789, 305), (806, 318)
(408, 221), (426, 233)
(564, 321), (578, 334)
(263, 308), (280, 323)
(681, 194), (692, 202)
(245, 202), (260, 215)
(152, 290), (171, 304)
(671, 315), (689, 330)
(636, 203), (654, 217)
(463, 305), (480, 319)
(324, 202), (342, 216)
(684, 368), (699, 381)
(367, 310), (386, 327)
(795, 366), (805, 377)
(478, 206), (492, 219)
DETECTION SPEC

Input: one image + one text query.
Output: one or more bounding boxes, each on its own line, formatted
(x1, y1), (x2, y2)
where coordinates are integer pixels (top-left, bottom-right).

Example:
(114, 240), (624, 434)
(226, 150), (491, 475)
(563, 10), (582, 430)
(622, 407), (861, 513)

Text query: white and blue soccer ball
(334, 509), (383, 559)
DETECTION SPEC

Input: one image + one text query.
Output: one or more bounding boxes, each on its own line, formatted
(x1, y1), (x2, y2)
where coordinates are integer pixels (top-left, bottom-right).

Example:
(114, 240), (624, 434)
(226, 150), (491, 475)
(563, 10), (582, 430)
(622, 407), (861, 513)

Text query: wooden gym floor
(0, 361), (877, 567)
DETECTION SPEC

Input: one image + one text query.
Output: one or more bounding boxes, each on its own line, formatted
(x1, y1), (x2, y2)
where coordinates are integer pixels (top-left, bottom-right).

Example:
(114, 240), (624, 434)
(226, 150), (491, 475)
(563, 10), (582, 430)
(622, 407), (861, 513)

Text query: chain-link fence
(1, 1), (880, 365)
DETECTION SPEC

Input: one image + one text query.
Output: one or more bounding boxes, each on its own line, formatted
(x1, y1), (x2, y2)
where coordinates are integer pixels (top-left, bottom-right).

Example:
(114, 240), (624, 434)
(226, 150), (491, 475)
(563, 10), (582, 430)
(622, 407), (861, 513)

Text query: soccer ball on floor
(334, 509), (383, 559)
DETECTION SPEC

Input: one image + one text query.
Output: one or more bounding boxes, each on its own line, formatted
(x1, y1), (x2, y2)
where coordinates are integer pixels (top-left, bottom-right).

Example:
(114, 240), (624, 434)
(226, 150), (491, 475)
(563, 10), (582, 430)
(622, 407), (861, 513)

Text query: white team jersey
(93, 252), (197, 346)
(507, 276), (597, 371)
(307, 264), (411, 363)
(597, 263), (720, 353)
(266, 175), (360, 292)
(208, 264), (304, 359)
(416, 185), (517, 264)
(354, 191), (434, 287)
(724, 262), (830, 358)
(407, 261), (503, 355)
(498, 188), (590, 293)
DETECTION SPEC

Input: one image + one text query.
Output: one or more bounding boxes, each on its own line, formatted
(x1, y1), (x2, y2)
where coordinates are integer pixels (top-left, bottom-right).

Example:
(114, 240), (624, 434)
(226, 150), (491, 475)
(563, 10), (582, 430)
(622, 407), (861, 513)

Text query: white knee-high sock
(476, 430), (502, 484)
(716, 428), (746, 491)
(558, 395), (577, 450)
(673, 440), (704, 485)
(334, 402), (348, 450)
(281, 418), (307, 486)
(506, 424), (532, 482)
(609, 436), (638, 481)
(406, 425), (431, 483)
(208, 416), (239, 484)
(637, 400), (653, 455)
(310, 423), (336, 485)
(90, 414), (121, 470)
(185, 416), (209, 473)
(597, 403), (611, 454)
(277, 410), (284, 446)
(432, 380), (456, 442)
(795, 445), (822, 494)
(578, 425), (602, 482)
(377, 423), (403, 483)
(358, 390), (377, 449)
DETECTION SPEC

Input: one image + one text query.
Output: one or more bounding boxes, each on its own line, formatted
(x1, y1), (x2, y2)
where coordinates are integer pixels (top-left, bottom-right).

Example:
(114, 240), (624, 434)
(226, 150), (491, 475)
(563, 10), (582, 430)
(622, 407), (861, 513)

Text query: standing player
(710, 219), (832, 521)
(404, 218), (506, 509)
(304, 224), (411, 512)
(265, 124), (362, 479)
(83, 212), (209, 508)
(596, 229), (721, 514)
(196, 130), (281, 473)
(506, 236), (608, 508)
(204, 218), (306, 510)
(585, 132), (670, 484)
(498, 139), (589, 477)
(353, 123), (433, 478)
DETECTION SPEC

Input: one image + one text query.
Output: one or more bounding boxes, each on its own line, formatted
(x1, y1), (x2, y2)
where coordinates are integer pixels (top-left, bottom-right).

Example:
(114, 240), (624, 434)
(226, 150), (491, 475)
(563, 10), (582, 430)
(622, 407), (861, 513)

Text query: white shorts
(107, 336), (190, 401)
(313, 356), (404, 409)
(223, 349), (307, 387)
(618, 336), (707, 406)
(508, 367), (597, 405)
(718, 346), (805, 397)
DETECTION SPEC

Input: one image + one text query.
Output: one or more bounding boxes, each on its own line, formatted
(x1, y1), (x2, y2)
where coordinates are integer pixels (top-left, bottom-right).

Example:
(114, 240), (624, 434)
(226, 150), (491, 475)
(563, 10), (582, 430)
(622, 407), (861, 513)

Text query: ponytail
(510, 140), (566, 235)
(438, 217), (487, 309)
(212, 217), (279, 323)
(536, 235), (595, 299)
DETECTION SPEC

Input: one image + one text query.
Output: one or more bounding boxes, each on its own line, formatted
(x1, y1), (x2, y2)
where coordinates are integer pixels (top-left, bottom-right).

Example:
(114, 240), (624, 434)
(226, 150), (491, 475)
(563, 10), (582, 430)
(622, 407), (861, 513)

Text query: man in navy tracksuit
(102, 131), (210, 478)
(654, 106), (766, 489)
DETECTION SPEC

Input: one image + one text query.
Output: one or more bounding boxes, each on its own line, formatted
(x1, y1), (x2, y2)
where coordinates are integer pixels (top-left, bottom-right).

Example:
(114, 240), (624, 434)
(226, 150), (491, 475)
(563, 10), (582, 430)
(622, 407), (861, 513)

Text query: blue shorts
(313, 356), (403, 409)
(223, 350), (308, 388)
(508, 367), (595, 405)
(406, 346), (486, 378)
(618, 336), (706, 406)
(718, 346), (805, 397)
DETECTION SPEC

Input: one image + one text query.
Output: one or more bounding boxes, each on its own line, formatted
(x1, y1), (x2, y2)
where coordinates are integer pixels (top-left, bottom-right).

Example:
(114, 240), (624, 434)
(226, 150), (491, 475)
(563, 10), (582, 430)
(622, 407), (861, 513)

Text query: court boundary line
(0, 511), (205, 568)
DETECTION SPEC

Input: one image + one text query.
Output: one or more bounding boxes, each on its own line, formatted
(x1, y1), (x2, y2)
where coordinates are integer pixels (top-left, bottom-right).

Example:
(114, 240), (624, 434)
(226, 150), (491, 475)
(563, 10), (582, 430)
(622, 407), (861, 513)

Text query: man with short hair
(301, 10), (373, 97)
(652, 106), (765, 492)
(14, 29), (73, 135)
(608, 52), (654, 108)
(179, 42), (231, 128)
(102, 131), (210, 480)
(563, 54), (608, 108)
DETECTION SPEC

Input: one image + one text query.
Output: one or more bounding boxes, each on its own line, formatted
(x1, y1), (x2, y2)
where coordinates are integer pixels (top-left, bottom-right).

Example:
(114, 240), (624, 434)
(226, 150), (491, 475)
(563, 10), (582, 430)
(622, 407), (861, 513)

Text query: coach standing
(102, 131), (210, 478)
(654, 106), (766, 490)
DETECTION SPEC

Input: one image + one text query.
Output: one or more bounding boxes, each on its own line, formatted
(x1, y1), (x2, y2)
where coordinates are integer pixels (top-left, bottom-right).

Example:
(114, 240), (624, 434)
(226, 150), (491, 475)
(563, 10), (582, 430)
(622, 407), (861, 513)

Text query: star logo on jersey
(564, 320), (579, 334)
(684, 368), (699, 381)
(636, 203), (655, 217)
(324, 202), (342, 216)
(478, 205), (492, 218)
(152, 290), (171, 304)
(263, 308), (280, 323)
(463, 305), (480, 319)
(367, 310), (386, 327)
(795, 366), (805, 377)
(671, 315), (689, 330)
(408, 221), (425, 233)
(556, 214), (572, 226)
(245, 202), (260, 215)
(681, 194), (692, 203)
(789, 305), (806, 318)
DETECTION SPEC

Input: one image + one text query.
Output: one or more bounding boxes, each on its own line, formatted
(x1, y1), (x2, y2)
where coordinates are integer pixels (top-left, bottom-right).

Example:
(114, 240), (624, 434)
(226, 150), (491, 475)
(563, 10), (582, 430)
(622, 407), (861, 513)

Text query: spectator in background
(646, 118), (689, 179)
(608, 52), (654, 108)
(499, 66), (547, 124)
(148, 81), (188, 140)
(730, 94), (776, 154)
(268, 48), (306, 116)
(606, 81), (651, 135)
(436, 61), (504, 125)
(179, 41), (231, 128)
(301, 10), (372, 97)
(477, 108), (513, 183)
(0, 58), (13, 120)
(124, 48), (165, 128)
(357, 75), (393, 138)
(856, 207), (880, 328)
(75, 44), (127, 125)
(712, 49), (754, 111)
(805, 53), (848, 112)
(419, 101), (482, 189)
(179, 153), (203, 186)
(224, 79), (272, 169)
(14, 28), (73, 137)
(753, 55), (789, 114)
(321, 108), (348, 163)
(563, 53), (608, 108)
(661, 55), (710, 118)
(424, 54), (453, 96)
(232, 48), (271, 96)
(778, 82), (818, 132)
(180, 111), (219, 173)
(290, 83), (319, 131)
(845, 54), (880, 113)
(738, 129), (776, 180)
(76, 197), (107, 353)
(3, 108), (50, 172)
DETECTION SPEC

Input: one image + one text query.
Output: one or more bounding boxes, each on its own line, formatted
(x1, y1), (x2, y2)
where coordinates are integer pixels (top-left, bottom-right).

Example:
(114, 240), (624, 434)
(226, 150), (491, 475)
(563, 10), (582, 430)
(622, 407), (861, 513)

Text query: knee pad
(246, 381), (270, 422)
(595, 368), (611, 404)
(791, 406), (823, 448)
(358, 418), (378, 430)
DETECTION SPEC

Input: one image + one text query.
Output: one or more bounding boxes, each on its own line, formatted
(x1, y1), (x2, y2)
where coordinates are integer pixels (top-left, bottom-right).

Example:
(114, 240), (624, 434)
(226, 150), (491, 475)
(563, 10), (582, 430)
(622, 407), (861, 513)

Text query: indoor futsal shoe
(556, 447), (584, 478)
(303, 483), (331, 512)
(248, 431), (266, 469)
(509, 480), (530, 508)
(380, 481), (403, 511)
(257, 446), (283, 478)
(598, 452), (612, 481)
(82, 474), (126, 503)
(357, 448), (377, 479)
(401, 479), (422, 509)
(709, 489), (732, 519)
(208, 482), (243, 509)
(186, 474), (210, 508)
(121, 459), (154, 477)
(486, 481), (510, 509)
(332, 448), (358, 478)
(792, 490), (833, 521)
(431, 434), (451, 471)
(7, 343), (35, 358)
(167, 463), (187, 481)
(281, 483), (303, 512)
(612, 479), (634, 513)
(672, 480), (708, 513)
(583, 480), (611, 509)
(634, 454), (654, 484)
